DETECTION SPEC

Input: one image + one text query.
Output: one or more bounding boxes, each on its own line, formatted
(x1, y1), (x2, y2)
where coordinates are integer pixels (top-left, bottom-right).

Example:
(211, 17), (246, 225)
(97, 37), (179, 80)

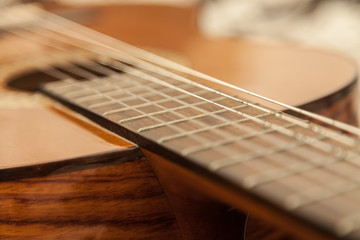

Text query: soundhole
(7, 60), (124, 92)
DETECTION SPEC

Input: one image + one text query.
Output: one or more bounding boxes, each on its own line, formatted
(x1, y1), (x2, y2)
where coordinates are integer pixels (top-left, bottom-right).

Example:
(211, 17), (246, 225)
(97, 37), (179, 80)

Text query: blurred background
(6, 0), (358, 64)
(199, 0), (360, 65)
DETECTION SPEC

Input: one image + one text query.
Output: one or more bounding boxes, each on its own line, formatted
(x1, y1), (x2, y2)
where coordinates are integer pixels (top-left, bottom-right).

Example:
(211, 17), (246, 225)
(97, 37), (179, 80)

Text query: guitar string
(4, 5), (360, 233)
(29, 4), (360, 137)
(5, 4), (359, 149)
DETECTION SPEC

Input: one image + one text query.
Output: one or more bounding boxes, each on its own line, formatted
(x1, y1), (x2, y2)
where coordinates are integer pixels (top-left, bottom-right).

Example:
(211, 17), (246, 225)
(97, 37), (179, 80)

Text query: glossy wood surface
(0, 107), (133, 168)
(0, 157), (180, 240)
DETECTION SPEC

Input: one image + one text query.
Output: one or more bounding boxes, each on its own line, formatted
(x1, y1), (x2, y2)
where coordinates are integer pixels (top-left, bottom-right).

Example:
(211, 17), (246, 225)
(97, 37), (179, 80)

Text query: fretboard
(41, 58), (360, 240)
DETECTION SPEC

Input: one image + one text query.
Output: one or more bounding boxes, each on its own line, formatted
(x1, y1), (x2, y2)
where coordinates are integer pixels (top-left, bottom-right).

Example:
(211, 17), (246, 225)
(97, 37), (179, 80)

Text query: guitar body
(0, 3), (358, 240)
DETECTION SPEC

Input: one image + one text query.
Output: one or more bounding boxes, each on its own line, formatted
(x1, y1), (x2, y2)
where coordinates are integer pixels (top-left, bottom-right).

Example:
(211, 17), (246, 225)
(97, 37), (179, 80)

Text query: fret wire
(33, 5), (360, 139)
(278, 166), (360, 217)
(86, 81), (170, 109)
(211, 134), (327, 171)
(211, 139), (360, 184)
(102, 86), (201, 114)
(239, 145), (342, 190)
(115, 95), (226, 124)
(242, 159), (332, 190)
(65, 85), (114, 100)
(157, 104), (252, 142)
(64, 89), (114, 104)
(74, 82), (143, 103)
(289, 167), (360, 235)
(66, 75), (163, 104)
(183, 121), (294, 156)
(218, 147), (360, 211)
(102, 90), (204, 116)
(170, 109), (280, 147)
(137, 104), (250, 133)
(284, 181), (359, 211)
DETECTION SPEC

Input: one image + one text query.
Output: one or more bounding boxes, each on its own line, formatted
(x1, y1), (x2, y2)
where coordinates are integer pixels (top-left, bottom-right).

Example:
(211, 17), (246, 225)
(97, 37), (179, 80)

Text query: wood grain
(0, 157), (180, 240)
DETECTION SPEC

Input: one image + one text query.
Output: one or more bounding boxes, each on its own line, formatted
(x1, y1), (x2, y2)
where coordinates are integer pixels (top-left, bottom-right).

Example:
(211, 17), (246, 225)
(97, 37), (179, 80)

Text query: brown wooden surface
(0, 157), (180, 240)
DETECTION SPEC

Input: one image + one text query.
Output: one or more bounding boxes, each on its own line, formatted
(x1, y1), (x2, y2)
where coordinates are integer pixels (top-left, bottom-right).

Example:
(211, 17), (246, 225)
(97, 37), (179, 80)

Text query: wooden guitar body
(0, 3), (358, 240)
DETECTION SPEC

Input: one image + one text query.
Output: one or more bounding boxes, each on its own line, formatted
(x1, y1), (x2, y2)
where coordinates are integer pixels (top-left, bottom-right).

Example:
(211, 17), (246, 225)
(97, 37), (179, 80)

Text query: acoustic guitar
(0, 2), (359, 240)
